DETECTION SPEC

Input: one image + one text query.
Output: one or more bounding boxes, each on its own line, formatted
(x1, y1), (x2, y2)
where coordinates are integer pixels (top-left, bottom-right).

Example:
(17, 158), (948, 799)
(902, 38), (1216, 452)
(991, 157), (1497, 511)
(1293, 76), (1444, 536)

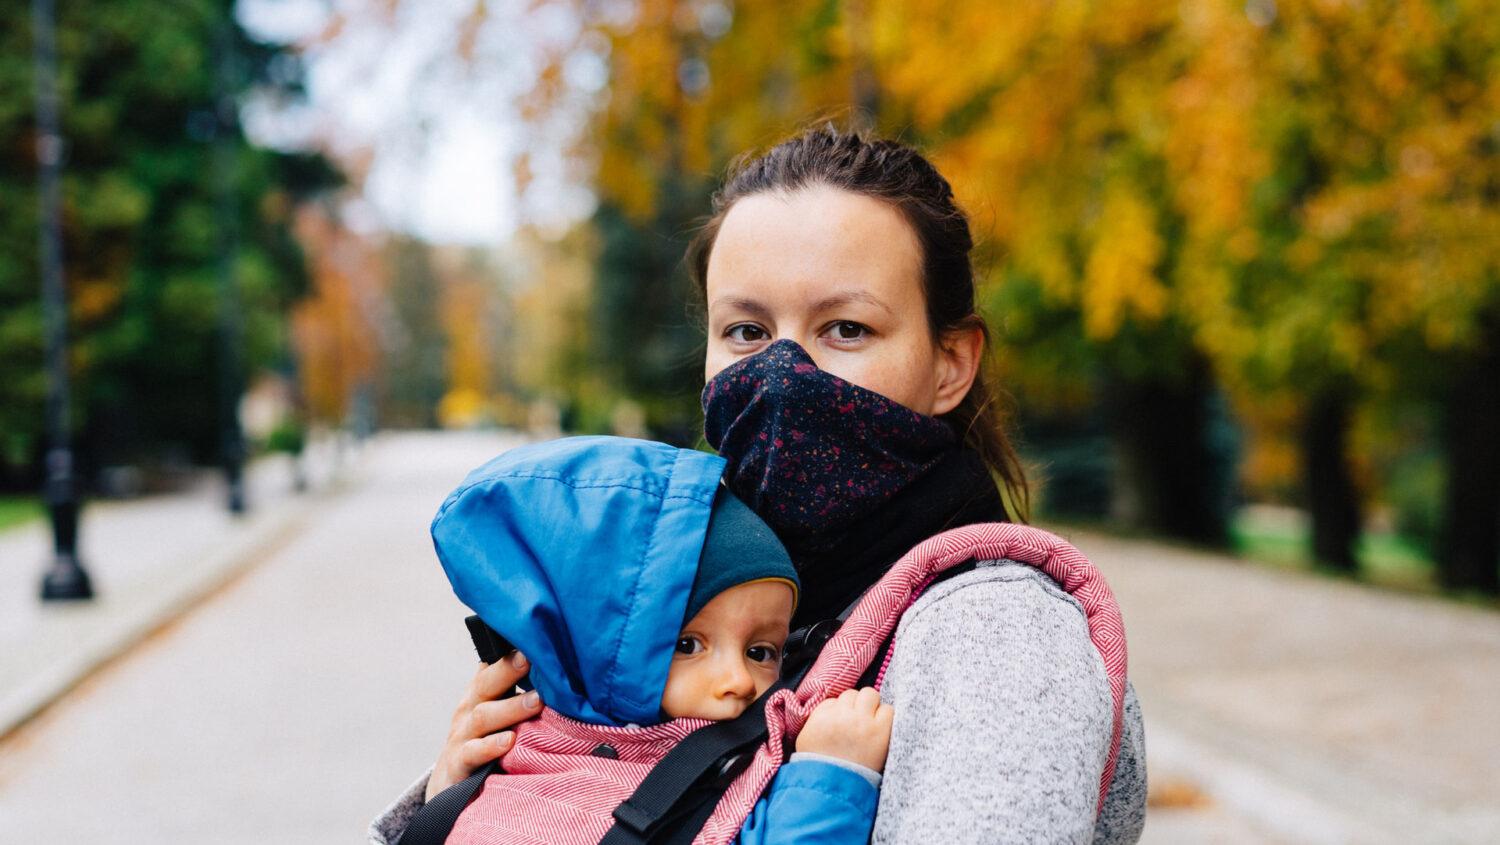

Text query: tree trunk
(1300, 383), (1361, 572)
(1439, 313), (1500, 594)
(1108, 355), (1232, 547)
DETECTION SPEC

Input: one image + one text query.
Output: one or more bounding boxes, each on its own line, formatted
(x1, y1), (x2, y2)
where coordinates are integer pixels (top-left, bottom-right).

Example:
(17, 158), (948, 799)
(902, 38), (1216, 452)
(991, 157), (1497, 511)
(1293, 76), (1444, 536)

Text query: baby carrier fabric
(448, 521), (1127, 845)
(451, 709), (716, 844)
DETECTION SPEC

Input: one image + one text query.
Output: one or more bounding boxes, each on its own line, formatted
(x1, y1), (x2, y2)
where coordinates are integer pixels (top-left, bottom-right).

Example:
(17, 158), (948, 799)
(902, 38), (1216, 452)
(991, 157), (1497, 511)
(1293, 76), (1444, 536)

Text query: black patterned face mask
(701, 339), (959, 541)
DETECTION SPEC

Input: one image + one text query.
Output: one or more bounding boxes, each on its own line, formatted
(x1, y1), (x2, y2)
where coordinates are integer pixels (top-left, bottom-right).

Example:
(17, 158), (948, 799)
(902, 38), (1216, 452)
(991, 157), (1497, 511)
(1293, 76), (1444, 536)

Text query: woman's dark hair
(687, 124), (1031, 521)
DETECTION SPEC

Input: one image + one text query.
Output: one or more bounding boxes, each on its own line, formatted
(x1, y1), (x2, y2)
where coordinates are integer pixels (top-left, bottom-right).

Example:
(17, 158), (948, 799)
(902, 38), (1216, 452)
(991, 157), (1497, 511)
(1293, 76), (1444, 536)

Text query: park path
(1, 430), (1495, 843)
(1068, 526), (1500, 843)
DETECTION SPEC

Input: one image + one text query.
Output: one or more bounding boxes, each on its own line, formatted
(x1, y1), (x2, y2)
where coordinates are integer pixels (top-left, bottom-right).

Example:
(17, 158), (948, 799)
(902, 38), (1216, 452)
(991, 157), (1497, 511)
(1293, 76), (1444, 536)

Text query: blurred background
(1, 0), (1498, 842)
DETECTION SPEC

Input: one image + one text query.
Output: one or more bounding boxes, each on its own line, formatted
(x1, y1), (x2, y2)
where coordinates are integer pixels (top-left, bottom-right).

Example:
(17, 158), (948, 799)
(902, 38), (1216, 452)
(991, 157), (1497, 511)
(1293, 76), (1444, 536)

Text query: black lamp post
(33, 0), (93, 601)
(215, 18), (246, 515)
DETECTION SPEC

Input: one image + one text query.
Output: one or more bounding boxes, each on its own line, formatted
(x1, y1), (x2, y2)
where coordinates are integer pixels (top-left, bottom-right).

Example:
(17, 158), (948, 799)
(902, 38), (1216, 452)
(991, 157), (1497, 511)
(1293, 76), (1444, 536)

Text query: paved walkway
(1065, 528), (1500, 843)
(0, 431), (1495, 843)
(0, 437), (349, 738)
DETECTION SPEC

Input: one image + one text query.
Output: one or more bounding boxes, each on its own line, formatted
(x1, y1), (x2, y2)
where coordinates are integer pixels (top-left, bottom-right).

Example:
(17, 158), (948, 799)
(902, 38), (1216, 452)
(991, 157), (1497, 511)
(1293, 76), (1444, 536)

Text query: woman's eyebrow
(708, 296), (773, 321)
(811, 291), (894, 316)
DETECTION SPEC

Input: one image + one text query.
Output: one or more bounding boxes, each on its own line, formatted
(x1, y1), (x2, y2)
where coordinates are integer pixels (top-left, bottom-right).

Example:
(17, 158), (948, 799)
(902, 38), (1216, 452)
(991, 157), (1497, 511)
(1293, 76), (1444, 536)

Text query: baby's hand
(794, 687), (894, 773)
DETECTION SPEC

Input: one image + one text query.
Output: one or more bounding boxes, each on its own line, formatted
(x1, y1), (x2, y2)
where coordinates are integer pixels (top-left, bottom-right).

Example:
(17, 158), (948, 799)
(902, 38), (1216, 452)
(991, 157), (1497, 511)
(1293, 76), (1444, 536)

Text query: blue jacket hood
(431, 436), (726, 726)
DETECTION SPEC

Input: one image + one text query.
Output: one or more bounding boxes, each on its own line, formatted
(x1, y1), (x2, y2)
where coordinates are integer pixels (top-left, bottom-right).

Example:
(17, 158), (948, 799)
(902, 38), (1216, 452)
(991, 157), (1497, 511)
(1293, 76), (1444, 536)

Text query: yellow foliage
(438, 387), (488, 429)
(1082, 187), (1167, 339)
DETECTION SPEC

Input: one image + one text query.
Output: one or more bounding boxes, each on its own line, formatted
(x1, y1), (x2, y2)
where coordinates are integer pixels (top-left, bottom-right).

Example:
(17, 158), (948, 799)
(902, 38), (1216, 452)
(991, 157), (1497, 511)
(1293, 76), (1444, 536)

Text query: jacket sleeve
(736, 757), (881, 844)
(367, 767), (431, 845)
(871, 563), (1115, 844)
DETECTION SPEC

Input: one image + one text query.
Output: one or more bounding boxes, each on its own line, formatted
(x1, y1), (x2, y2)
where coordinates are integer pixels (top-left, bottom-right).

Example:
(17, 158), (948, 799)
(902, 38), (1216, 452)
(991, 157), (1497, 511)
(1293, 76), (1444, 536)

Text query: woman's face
(703, 184), (979, 416)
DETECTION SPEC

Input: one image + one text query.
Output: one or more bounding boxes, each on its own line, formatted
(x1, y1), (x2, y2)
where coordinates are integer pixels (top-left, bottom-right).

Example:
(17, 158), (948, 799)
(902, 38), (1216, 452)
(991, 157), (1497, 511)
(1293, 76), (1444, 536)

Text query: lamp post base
(40, 492), (93, 601)
(41, 552), (93, 601)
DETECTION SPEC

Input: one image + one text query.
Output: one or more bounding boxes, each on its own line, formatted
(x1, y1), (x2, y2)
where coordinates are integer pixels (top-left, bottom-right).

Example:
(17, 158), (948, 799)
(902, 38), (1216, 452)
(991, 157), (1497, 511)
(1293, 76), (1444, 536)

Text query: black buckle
(785, 618), (839, 661)
(612, 800), (654, 836)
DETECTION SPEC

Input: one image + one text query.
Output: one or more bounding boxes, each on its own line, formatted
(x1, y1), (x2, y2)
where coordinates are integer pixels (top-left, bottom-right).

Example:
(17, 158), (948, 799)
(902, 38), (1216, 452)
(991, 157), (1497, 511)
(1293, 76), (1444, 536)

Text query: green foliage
(591, 193), (708, 404)
(1231, 506), (1437, 594)
(0, 0), (339, 481)
(381, 237), (449, 428)
(264, 417), (304, 455)
(0, 495), (42, 532)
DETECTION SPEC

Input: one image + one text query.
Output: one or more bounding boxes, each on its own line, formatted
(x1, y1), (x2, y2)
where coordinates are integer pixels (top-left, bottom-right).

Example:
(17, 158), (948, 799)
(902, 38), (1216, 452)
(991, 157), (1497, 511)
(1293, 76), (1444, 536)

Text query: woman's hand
(426, 651), (544, 802)
(795, 687), (895, 773)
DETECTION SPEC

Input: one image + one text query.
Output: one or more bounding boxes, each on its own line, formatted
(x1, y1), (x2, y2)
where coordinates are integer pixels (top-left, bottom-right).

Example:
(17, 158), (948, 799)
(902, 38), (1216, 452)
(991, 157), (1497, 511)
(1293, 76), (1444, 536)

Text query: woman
(373, 126), (1147, 844)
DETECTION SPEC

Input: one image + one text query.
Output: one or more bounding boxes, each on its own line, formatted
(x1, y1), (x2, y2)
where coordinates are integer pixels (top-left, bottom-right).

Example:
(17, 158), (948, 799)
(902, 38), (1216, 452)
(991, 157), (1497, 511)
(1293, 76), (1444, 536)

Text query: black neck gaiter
(702, 340), (1009, 627)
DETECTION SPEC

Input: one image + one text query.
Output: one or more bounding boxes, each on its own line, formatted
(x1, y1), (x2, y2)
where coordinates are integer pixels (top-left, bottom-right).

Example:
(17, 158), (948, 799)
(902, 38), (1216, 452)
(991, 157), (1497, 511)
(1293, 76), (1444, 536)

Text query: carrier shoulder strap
(600, 676), (793, 845)
(598, 559), (981, 845)
(394, 760), (498, 845)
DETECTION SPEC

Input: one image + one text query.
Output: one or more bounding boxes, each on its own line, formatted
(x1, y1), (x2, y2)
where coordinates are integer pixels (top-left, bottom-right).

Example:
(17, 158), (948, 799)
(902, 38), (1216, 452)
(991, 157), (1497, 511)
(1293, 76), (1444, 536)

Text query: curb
(0, 454), (360, 743)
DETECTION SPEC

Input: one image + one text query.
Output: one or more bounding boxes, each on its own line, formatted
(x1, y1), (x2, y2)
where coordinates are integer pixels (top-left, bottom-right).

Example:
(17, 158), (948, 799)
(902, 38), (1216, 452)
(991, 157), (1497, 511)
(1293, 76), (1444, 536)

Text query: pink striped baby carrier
(447, 522), (1128, 845)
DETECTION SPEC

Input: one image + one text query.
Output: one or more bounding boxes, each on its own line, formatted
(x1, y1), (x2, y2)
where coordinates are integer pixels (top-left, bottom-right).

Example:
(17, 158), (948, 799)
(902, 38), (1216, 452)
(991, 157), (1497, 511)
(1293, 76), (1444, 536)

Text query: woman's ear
(931, 323), (985, 417)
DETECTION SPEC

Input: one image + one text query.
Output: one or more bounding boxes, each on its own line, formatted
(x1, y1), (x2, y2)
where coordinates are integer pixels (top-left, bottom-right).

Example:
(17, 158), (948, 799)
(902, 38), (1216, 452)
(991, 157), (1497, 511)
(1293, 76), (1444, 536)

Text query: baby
(432, 436), (893, 843)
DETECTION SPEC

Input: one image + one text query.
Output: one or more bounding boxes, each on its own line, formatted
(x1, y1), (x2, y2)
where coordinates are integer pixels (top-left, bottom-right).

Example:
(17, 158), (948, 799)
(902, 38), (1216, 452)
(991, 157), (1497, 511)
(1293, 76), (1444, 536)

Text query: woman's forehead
(706, 186), (923, 310)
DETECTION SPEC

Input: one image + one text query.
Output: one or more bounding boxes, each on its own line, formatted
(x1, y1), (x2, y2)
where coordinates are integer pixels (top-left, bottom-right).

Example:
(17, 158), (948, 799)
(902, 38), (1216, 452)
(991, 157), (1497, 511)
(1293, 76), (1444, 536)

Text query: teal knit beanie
(685, 488), (799, 623)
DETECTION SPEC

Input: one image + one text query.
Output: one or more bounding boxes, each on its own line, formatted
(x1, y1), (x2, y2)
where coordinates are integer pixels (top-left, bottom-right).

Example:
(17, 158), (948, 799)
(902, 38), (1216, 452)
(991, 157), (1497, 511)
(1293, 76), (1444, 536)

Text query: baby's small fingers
(854, 686), (882, 713)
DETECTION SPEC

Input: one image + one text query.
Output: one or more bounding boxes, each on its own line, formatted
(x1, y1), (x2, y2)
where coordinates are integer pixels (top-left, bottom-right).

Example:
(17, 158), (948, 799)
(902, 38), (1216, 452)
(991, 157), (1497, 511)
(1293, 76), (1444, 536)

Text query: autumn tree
(1167, 0), (1500, 588)
(290, 205), (382, 427)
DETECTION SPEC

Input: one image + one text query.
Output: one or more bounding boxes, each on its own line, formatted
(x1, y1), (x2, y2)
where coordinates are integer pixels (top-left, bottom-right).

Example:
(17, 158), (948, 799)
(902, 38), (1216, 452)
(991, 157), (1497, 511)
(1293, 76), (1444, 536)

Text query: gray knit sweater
(369, 559), (1146, 844)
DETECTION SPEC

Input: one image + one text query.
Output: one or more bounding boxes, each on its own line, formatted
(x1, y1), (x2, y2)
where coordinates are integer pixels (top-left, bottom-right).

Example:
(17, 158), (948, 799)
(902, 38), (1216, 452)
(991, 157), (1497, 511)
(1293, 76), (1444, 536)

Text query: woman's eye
(675, 637), (704, 656)
(746, 645), (779, 664)
(726, 324), (769, 343)
(825, 321), (869, 341)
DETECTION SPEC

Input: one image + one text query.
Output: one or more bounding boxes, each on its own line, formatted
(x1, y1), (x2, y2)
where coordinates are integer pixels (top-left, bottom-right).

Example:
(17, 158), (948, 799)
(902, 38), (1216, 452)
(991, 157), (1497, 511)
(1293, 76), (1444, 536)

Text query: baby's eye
(675, 636), (704, 656)
(746, 645), (780, 664)
(823, 321), (870, 341)
(726, 324), (769, 343)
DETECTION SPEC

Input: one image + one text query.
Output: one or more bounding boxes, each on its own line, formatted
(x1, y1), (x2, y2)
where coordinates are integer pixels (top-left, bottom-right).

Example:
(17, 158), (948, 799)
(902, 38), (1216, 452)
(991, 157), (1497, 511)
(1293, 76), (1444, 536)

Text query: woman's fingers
(464, 691), (543, 739)
(429, 664), (541, 802)
(461, 652), (530, 710)
(458, 730), (515, 770)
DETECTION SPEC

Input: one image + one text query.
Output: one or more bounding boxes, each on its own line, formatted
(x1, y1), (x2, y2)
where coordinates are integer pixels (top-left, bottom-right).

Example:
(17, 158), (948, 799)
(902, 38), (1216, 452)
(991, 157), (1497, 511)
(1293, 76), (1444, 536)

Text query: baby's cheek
(660, 666), (692, 717)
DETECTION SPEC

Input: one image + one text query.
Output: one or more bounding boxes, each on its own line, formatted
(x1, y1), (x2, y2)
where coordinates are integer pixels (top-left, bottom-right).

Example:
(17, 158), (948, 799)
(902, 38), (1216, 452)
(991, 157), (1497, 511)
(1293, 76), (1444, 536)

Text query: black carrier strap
(395, 759), (498, 845)
(601, 677), (794, 845)
(396, 616), (521, 845)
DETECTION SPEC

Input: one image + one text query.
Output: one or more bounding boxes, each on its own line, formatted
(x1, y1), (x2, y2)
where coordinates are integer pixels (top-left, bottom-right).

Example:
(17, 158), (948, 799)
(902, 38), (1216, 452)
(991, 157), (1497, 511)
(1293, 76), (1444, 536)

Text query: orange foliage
(290, 207), (384, 423)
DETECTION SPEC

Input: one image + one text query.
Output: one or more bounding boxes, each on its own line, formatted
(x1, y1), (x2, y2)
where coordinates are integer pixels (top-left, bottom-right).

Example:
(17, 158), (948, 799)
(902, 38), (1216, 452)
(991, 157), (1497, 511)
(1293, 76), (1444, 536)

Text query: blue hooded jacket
(431, 436), (725, 726)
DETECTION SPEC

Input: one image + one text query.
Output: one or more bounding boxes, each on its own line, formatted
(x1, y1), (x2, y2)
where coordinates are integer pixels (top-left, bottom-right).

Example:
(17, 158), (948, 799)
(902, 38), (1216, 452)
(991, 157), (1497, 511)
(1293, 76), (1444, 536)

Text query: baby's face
(660, 580), (794, 721)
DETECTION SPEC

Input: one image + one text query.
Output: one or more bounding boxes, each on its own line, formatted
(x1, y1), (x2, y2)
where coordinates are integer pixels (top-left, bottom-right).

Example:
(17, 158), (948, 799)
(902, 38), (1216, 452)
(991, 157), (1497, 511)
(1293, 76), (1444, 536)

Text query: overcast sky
(238, 0), (599, 245)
